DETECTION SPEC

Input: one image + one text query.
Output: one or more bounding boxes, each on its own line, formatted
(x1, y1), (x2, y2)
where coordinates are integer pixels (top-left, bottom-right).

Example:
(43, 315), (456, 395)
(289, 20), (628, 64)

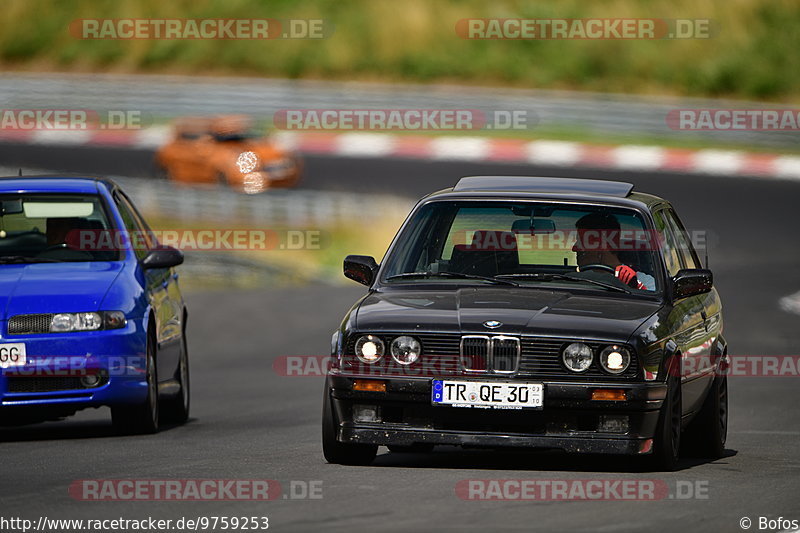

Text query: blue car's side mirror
(142, 246), (184, 269)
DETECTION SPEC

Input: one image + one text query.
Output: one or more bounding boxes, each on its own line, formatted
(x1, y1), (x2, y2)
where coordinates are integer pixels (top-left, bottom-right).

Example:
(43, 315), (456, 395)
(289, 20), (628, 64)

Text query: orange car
(154, 115), (302, 194)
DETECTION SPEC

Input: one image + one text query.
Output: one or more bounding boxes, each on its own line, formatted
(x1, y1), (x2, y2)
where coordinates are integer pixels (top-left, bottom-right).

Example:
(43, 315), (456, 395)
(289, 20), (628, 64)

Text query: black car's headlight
(49, 311), (126, 333)
(562, 342), (593, 372)
(599, 345), (632, 374)
(355, 335), (384, 363)
(390, 335), (421, 365)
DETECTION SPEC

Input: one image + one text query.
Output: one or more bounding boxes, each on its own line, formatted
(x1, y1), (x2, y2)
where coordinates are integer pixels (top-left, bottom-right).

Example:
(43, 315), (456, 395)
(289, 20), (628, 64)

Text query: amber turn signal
(353, 379), (387, 392)
(591, 388), (627, 401)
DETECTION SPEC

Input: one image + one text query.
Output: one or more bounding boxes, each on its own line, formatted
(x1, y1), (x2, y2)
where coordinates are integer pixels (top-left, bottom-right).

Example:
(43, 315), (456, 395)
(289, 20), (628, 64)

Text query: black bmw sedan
(323, 176), (727, 471)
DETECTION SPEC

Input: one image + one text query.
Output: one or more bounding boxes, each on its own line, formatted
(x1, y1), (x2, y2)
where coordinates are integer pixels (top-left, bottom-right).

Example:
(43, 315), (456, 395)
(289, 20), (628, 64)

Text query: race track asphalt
(0, 143), (799, 532)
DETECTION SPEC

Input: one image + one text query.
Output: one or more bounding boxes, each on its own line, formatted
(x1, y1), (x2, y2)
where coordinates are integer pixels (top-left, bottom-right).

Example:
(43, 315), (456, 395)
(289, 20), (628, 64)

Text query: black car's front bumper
(327, 374), (667, 455)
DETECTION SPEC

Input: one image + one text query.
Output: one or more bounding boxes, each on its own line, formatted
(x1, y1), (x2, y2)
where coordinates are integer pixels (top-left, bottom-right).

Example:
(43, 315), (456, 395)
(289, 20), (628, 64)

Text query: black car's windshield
(381, 201), (661, 293)
(0, 194), (120, 263)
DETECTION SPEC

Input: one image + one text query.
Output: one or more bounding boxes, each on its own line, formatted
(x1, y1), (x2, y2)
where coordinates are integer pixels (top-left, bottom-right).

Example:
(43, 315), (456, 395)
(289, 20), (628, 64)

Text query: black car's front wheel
(322, 384), (377, 466)
(650, 372), (682, 471)
(112, 329), (159, 434)
(682, 373), (727, 459)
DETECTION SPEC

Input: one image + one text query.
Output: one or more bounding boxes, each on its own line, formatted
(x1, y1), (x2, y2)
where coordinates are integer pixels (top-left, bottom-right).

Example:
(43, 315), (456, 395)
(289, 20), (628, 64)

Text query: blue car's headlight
(13, 311), (127, 334)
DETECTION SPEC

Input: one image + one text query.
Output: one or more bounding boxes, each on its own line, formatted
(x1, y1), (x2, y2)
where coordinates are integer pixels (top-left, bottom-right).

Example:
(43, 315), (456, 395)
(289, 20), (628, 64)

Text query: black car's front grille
(492, 337), (520, 373)
(8, 314), (54, 335)
(460, 336), (488, 371)
(343, 333), (639, 380)
(5, 376), (107, 393)
(518, 338), (639, 379)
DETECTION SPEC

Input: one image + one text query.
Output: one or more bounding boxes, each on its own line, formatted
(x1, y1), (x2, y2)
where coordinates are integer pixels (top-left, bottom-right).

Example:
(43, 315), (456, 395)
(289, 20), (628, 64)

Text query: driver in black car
(572, 212), (654, 291)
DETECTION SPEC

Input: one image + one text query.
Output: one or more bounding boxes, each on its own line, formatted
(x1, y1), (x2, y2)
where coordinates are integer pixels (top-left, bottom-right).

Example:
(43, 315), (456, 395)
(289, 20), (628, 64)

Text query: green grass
(143, 214), (406, 288)
(1, 0), (799, 102)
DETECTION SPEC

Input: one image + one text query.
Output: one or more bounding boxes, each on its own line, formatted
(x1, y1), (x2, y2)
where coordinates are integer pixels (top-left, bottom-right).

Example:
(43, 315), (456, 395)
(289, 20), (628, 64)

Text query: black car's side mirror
(344, 255), (379, 286)
(672, 268), (713, 300)
(142, 246), (184, 270)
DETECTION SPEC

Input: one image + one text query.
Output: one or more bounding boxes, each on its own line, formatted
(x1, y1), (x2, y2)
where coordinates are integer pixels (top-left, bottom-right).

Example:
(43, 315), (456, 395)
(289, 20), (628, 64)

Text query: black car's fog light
(598, 415), (629, 434)
(353, 404), (380, 423)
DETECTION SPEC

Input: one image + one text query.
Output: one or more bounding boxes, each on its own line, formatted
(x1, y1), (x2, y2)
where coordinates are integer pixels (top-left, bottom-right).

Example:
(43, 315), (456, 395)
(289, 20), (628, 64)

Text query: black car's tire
(161, 329), (190, 425)
(112, 330), (159, 434)
(387, 444), (435, 453)
(650, 372), (682, 471)
(682, 374), (727, 459)
(322, 385), (377, 466)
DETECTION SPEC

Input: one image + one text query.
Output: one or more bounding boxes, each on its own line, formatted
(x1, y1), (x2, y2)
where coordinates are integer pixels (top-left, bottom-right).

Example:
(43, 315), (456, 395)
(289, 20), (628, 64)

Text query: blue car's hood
(0, 262), (125, 320)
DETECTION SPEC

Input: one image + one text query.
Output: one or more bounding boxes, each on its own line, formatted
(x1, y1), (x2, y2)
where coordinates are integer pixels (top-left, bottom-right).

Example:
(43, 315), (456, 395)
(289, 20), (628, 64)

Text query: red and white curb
(1, 127), (798, 180)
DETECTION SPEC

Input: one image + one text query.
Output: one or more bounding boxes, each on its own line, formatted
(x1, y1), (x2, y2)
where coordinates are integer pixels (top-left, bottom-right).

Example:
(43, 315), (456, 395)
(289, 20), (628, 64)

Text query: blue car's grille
(5, 376), (107, 393)
(8, 314), (54, 335)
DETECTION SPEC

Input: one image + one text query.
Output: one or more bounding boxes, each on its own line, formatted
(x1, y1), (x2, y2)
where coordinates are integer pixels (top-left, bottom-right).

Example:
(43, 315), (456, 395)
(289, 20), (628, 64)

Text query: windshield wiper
(386, 271), (519, 286)
(0, 255), (65, 264)
(496, 273), (631, 293)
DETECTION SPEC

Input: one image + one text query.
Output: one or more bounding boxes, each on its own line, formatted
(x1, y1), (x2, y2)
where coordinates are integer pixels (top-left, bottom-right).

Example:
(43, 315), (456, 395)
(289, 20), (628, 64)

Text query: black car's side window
(663, 209), (702, 269)
(653, 209), (683, 277)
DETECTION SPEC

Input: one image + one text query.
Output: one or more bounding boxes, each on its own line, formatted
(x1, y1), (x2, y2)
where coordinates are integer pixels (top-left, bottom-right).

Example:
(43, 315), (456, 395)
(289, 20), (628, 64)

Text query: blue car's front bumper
(0, 318), (148, 416)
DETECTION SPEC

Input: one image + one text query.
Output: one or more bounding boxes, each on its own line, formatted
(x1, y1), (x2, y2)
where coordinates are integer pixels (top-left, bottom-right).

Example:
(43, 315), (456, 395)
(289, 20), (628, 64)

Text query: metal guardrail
(0, 72), (797, 148)
(0, 166), (414, 227)
(111, 176), (414, 227)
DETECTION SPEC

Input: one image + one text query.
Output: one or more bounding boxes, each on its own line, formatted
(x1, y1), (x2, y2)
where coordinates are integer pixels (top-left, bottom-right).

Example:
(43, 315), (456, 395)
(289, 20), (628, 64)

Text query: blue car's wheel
(112, 328), (159, 434)
(161, 329), (190, 424)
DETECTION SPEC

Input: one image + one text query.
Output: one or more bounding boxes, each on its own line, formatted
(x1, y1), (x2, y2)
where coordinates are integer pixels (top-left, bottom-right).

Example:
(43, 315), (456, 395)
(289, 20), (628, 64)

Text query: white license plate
(432, 380), (543, 409)
(0, 343), (26, 368)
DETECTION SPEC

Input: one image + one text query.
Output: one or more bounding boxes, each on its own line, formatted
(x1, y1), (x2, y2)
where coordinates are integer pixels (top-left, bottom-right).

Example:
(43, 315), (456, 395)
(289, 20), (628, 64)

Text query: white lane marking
(336, 133), (395, 157)
(779, 291), (800, 315)
(429, 136), (490, 160)
(270, 130), (300, 150)
(133, 125), (170, 148)
(525, 140), (581, 166)
(693, 149), (745, 175)
(773, 155), (800, 181)
(612, 145), (666, 170)
(30, 129), (92, 145)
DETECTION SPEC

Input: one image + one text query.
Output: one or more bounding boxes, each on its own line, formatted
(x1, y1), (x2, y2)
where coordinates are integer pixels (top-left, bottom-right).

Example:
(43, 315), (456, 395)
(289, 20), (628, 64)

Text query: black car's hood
(355, 288), (661, 341)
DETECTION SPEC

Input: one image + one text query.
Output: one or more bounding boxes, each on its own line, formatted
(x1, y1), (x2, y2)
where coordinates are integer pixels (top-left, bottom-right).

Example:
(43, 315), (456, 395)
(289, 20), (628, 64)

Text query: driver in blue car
(572, 212), (656, 291)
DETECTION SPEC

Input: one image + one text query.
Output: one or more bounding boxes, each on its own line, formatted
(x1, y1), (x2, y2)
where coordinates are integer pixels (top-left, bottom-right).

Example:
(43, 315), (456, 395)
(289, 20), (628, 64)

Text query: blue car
(0, 176), (188, 434)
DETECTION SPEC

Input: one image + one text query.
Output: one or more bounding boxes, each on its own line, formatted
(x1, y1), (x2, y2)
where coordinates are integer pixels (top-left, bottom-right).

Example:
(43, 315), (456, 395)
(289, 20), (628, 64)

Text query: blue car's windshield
(0, 194), (121, 263)
(381, 201), (662, 294)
